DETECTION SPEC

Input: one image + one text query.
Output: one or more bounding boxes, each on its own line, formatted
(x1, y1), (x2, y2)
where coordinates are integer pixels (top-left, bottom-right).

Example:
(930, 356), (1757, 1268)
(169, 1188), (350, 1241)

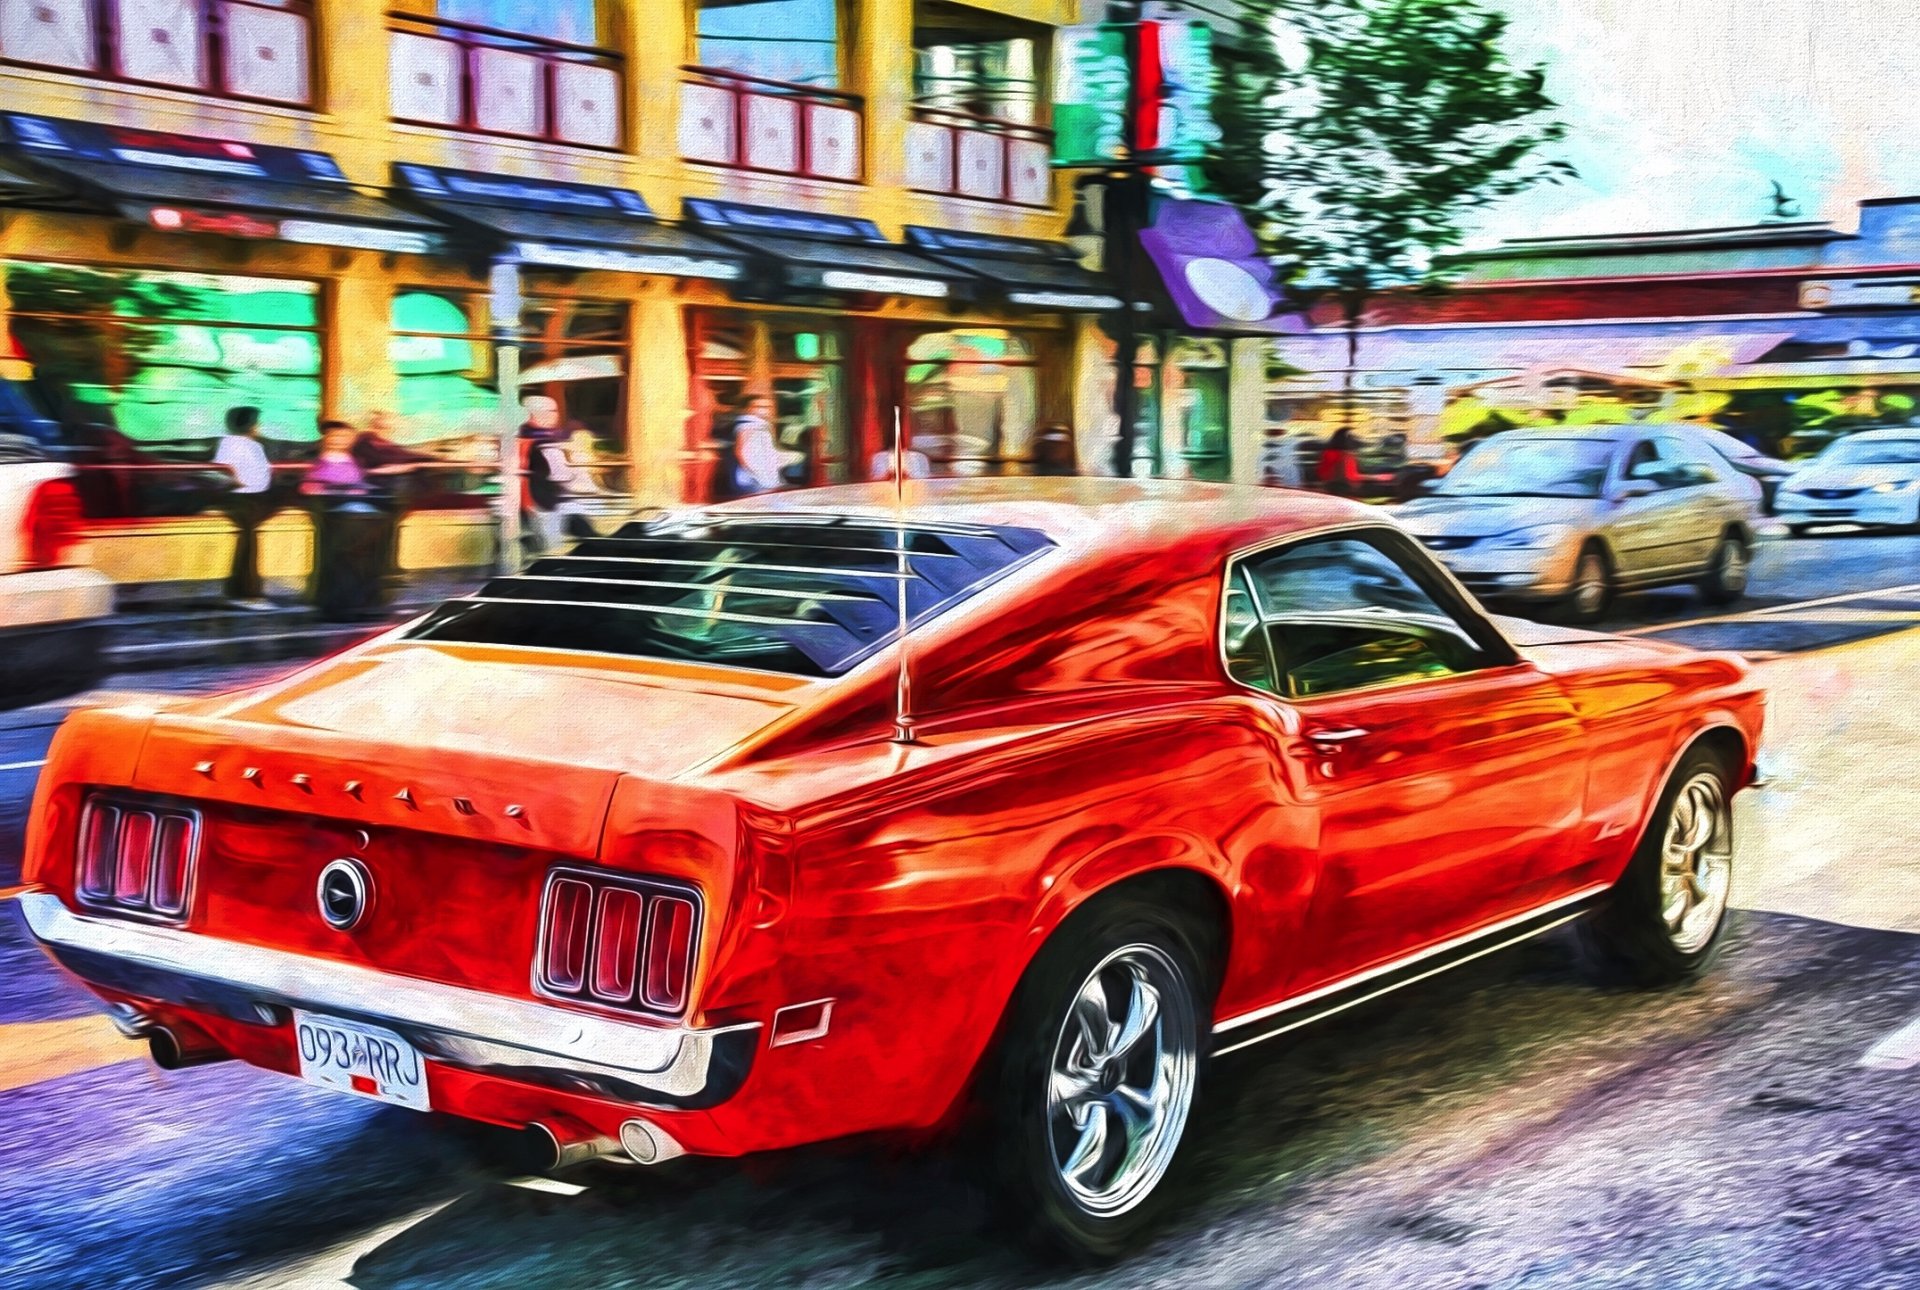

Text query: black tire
(985, 893), (1215, 1264)
(1697, 532), (1751, 606)
(1561, 543), (1613, 625)
(1576, 746), (1736, 987)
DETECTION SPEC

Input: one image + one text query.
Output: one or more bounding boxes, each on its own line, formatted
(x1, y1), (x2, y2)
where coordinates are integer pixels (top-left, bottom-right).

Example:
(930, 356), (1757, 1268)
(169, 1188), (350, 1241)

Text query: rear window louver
(405, 513), (1054, 676)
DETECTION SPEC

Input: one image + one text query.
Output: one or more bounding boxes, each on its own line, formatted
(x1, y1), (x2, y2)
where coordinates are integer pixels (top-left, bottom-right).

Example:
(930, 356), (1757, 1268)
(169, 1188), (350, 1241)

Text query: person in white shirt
(731, 395), (803, 494)
(212, 406), (276, 609)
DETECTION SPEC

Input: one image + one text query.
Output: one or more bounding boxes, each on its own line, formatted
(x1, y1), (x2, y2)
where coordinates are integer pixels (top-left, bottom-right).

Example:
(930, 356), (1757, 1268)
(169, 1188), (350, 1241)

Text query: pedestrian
(518, 395), (567, 554)
(868, 420), (933, 481)
(351, 409), (436, 473)
(301, 421), (369, 495)
(731, 394), (801, 495)
(212, 405), (276, 610)
(1032, 423), (1077, 477)
(1315, 425), (1364, 497)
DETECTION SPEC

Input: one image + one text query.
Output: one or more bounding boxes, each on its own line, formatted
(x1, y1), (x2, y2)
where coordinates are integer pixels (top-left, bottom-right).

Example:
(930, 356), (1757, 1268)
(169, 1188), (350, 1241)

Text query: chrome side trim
(1212, 883), (1612, 1043)
(21, 893), (757, 1102)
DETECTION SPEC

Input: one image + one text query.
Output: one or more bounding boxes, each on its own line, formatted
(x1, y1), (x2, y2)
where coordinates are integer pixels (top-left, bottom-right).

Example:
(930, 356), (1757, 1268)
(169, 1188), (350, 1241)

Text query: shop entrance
(690, 310), (849, 496)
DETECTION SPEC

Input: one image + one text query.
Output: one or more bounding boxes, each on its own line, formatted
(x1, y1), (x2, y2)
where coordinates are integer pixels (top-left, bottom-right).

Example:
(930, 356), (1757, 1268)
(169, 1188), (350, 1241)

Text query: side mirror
(1613, 480), (1656, 502)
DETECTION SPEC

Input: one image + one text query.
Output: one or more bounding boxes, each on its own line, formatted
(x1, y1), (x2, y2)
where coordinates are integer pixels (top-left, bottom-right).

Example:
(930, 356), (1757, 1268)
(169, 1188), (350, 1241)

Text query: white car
(0, 435), (115, 706)
(1775, 428), (1920, 534)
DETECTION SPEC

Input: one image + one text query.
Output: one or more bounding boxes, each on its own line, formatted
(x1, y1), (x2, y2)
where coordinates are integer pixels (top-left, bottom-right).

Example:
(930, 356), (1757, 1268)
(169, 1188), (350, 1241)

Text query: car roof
(709, 477), (1380, 565)
(1486, 425), (1638, 442)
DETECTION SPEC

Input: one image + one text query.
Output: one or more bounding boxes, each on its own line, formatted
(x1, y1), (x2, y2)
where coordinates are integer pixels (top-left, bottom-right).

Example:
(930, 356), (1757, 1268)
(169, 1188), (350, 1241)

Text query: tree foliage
(1208, 0), (1572, 348)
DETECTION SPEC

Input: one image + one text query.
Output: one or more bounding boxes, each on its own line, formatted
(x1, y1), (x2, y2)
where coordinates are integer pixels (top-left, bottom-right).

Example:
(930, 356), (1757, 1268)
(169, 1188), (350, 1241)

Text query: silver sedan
(1392, 426), (1760, 622)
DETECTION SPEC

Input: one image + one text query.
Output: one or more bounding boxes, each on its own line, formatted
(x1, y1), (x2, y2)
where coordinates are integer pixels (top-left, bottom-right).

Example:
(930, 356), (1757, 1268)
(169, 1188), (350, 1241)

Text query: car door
(1224, 528), (1590, 990)
(1606, 436), (1691, 580)
(1649, 434), (1729, 570)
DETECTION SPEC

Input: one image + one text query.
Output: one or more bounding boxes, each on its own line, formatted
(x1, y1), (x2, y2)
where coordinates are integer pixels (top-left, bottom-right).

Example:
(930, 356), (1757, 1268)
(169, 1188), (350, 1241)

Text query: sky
(1466, 0), (1920, 246)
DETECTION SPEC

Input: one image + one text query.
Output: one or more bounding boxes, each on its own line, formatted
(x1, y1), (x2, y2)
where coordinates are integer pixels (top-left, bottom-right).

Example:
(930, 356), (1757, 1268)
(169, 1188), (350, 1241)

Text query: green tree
(1208, 0), (1572, 413)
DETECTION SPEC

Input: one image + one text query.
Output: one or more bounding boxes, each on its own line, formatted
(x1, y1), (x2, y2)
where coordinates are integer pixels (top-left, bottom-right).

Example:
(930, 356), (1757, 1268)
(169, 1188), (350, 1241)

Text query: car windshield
(1435, 437), (1614, 499)
(404, 513), (1055, 677)
(1820, 437), (1920, 467)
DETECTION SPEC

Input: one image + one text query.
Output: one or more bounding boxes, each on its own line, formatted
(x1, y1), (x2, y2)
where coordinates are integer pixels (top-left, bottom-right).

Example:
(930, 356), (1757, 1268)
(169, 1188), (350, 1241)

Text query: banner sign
(3, 113), (348, 184)
(396, 164), (655, 219)
(1052, 25), (1132, 167)
(1141, 10), (1221, 166)
(684, 199), (888, 244)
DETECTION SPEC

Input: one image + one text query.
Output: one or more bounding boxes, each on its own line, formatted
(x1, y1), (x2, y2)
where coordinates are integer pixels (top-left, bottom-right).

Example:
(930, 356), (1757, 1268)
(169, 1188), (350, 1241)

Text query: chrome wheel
(1569, 550), (1610, 620)
(1659, 771), (1733, 953)
(1045, 943), (1197, 1219)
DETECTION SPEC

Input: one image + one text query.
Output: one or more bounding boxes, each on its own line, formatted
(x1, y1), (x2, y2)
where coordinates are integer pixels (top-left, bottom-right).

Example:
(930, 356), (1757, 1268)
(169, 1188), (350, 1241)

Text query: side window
(1656, 437), (1720, 487)
(1223, 565), (1277, 692)
(1624, 439), (1669, 485)
(1227, 535), (1492, 699)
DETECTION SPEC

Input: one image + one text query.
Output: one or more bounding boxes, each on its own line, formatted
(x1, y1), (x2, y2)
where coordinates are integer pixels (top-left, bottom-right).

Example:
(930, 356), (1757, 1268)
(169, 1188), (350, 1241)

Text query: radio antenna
(889, 404), (918, 745)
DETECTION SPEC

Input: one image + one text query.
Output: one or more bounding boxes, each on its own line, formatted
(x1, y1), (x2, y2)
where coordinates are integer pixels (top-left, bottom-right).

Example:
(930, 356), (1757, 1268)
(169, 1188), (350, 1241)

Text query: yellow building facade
(3, 0), (1167, 585)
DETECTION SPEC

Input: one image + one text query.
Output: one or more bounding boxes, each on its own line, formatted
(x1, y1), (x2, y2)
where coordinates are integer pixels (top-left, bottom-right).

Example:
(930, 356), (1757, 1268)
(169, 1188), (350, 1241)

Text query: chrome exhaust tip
(618, 1118), (686, 1166)
(147, 1027), (231, 1070)
(529, 1118), (622, 1171)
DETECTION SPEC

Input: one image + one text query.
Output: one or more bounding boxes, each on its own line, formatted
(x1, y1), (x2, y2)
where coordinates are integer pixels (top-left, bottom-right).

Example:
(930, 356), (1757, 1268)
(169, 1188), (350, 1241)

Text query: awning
(0, 113), (444, 254)
(685, 200), (975, 300)
(393, 165), (747, 282)
(904, 226), (1121, 312)
(1138, 198), (1288, 331)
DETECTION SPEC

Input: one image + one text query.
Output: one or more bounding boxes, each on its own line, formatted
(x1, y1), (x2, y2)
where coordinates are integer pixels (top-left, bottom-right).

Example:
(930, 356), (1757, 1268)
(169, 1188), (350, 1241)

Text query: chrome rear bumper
(21, 893), (756, 1108)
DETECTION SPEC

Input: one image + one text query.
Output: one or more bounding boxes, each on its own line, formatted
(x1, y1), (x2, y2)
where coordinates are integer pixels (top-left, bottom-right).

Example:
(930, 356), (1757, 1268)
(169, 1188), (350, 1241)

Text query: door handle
(1307, 726), (1369, 753)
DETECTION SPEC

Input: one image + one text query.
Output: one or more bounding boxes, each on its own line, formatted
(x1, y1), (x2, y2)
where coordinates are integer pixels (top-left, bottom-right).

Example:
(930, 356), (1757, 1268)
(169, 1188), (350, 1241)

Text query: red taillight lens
(23, 478), (84, 569)
(590, 886), (644, 1003)
(542, 878), (594, 993)
(151, 815), (194, 916)
(77, 804), (120, 900)
(75, 796), (200, 921)
(536, 870), (700, 1016)
(642, 895), (697, 1014)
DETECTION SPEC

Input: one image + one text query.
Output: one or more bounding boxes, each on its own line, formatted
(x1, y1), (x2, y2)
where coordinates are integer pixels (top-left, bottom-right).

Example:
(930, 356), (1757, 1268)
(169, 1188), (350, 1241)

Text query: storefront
(688, 310), (852, 490)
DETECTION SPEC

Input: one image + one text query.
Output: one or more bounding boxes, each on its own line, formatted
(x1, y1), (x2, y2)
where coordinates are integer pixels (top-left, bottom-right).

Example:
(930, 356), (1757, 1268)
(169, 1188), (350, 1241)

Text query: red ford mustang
(19, 479), (1764, 1259)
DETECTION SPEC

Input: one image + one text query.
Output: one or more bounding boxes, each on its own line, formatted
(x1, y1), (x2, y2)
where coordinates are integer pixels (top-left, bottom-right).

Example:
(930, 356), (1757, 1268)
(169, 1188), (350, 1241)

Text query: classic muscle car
(18, 479), (1764, 1260)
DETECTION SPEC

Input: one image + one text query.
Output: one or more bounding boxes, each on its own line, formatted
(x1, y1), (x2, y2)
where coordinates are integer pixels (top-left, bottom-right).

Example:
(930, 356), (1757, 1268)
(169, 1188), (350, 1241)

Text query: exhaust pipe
(527, 1117), (622, 1171)
(147, 1026), (232, 1070)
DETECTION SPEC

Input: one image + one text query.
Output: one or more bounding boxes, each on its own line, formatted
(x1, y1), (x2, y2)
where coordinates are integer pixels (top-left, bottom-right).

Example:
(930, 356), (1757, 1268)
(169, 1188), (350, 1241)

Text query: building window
(905, 2), (1051, 205)
(390, 290), (631, 495)
(689, 311), (847, 495)
(4, 262), (321, 517)
(0, 0), (315, 105)
(906, 329), (1038, 476)
(389, 1), (623, 148)
(695, 0), (839, 86)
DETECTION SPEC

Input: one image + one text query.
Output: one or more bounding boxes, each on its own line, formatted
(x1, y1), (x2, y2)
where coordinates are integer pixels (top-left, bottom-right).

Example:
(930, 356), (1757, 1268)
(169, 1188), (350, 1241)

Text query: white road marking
(1620, 580), (1920, 637)
(503, 1174), (589, 1196)
(0, 759), (47, 773)
(1861, 1014), (1920, 1071)
(207, 1197), (463, 1289)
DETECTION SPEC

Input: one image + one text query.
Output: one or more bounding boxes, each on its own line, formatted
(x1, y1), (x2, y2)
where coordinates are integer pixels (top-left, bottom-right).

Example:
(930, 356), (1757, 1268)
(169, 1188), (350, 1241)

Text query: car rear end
(17, 689), (789, 1163)
(0, 441), (114, 705)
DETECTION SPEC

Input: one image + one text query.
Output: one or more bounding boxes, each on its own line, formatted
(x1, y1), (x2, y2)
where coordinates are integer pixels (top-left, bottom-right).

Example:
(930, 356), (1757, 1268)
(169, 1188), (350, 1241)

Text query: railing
(0, 0), (314, 106)
(905, 105), (1052, 208)
(387, 11), (624, 150)
(679, 65), (864, 183)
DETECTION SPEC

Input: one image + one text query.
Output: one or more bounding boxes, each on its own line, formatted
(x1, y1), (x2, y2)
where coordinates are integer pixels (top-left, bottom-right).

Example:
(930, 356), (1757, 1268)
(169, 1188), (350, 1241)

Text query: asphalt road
(3, 532), (1919, 1289)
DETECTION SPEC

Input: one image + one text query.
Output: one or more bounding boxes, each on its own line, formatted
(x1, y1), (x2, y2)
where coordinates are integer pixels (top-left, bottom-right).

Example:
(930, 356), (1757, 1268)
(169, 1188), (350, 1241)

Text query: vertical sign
(1051, 25), (1131, 167)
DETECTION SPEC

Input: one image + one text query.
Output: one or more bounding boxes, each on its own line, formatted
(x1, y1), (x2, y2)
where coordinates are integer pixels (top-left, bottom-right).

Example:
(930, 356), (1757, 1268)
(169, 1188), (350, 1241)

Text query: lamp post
(488, 255), (523, 575)
(1105, 0), (1146, 480)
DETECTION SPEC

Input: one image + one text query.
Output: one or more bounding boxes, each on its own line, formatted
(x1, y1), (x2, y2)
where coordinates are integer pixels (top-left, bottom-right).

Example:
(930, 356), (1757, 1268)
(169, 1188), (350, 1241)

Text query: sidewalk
(101, 570), (482, 674)
(1736, 629), (1920, 934)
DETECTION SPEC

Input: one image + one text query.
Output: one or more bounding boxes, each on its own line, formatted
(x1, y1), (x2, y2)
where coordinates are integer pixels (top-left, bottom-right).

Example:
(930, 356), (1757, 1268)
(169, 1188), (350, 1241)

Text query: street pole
(488, 255), (523, 576)
(1107, 0), (1145, 479)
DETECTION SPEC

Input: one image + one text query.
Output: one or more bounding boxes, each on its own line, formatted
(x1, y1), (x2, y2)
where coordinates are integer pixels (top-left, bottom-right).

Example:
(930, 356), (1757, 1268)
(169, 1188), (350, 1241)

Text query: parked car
(1665, 424), (1795, 514)
(18, 480), (1764, 1260)
(1394, 426), (1758, 623)
(1774, 426), (1920, 534)
(0, 434), (114, 707)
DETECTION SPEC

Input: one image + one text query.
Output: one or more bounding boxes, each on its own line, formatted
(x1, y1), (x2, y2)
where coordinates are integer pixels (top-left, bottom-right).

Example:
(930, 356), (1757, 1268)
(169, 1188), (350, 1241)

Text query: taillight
(642, 895), (696, 1013)
(535, 869), (701, 1017)
(75, 796), (200, 921)
(23, 478), (84, 569)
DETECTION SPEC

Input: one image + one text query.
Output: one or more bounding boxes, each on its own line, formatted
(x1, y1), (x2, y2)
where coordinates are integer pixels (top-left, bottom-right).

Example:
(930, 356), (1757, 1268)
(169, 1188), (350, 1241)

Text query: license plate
(293, 1010), (431, 1111)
